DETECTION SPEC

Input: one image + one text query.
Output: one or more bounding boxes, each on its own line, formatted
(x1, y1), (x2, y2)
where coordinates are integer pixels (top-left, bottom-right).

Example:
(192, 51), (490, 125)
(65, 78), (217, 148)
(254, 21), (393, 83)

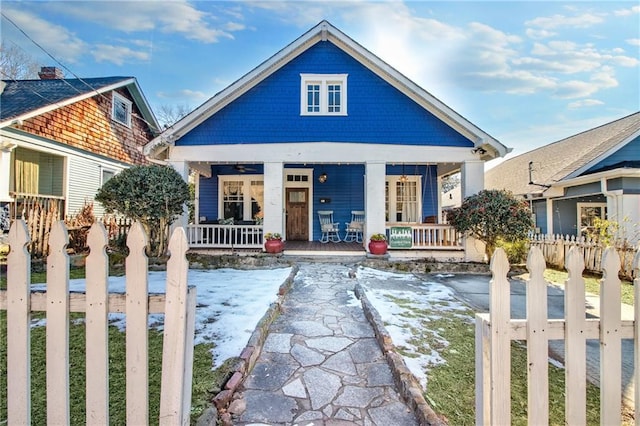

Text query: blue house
(145, 21), (509, 259)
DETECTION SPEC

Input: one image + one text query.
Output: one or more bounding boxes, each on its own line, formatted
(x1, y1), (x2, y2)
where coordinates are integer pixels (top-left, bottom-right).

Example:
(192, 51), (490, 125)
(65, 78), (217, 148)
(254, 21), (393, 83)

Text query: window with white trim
(385, 176), (422, 223)
(112, 92), (132, 127)
(300, 74), (347, 116)
(101, 168), (116, 186)
(219, 176), (264, 221)
(577, 202), (607, 237)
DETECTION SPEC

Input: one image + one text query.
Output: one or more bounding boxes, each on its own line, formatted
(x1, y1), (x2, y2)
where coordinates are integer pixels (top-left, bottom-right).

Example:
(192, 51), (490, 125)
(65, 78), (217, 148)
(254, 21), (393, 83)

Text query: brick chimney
(38, 66), (65, 80)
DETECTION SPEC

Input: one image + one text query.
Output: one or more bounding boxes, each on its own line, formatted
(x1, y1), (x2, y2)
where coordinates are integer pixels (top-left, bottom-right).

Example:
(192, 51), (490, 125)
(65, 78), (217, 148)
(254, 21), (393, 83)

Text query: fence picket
(489, 248), (511, 425)
(126, 221), (150, 425)
(160, 227), (194, 425)
(633, 248), (640, 426)
(600, 248), (622, 425)
(525, 247), (549, 424)
(7, 220), (32, 424)
(564, 247), (587, 425)
(46, 220), (71, 424)
(85, 222), (110, 424)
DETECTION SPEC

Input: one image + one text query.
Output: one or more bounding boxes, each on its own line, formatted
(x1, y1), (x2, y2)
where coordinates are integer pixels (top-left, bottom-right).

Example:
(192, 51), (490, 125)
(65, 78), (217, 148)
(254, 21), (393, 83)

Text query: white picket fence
(1, 219), (197, 425)
(476, 245), (640, 425)
(530, 233), (638, 279)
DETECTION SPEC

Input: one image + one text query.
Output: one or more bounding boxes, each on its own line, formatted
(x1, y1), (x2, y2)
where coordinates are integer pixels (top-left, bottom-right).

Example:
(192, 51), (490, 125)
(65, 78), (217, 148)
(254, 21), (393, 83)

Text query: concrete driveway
(427, 273), (635, 409)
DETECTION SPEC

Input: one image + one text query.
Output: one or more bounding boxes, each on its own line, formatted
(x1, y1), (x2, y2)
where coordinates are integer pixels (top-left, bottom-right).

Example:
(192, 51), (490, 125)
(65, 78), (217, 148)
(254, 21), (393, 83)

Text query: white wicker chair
(318, 210), (341, 243)
(344, 210), (365, 242)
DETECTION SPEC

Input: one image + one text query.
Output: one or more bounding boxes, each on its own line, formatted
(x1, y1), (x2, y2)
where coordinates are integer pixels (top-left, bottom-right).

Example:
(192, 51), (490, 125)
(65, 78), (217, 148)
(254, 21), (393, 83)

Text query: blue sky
(1, 1), (639, 163)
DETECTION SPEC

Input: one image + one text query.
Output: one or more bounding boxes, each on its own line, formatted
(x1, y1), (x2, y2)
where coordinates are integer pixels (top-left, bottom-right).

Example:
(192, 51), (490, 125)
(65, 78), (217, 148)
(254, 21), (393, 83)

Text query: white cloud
(568, 99), (604, 109)
(626, 38), (640, 46)
(92, 44), (149, 65)
(525, 28), (557, 40)
(1, 7), (86, 63)
(525, 12), (604, 30)
(614, 5), (640, 16)
(46, 1), (241, 43)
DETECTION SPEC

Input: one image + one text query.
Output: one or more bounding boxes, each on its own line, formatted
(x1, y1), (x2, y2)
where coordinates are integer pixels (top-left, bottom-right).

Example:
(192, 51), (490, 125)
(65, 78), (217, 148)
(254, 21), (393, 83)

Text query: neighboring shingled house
(486, 112), (640, 243)
(0, 67), (160, 225)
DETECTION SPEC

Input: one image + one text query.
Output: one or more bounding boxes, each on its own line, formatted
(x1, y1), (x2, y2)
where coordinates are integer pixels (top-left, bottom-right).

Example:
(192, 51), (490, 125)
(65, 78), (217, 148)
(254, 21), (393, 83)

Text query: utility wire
(1, 11), (160, 132)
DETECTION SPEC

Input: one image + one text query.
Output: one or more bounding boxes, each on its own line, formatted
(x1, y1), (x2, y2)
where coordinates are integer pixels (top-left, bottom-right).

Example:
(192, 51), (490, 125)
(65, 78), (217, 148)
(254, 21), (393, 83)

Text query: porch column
(0, 141), (16, 202)
(263, 162), (284, 238)
(365, 161), (386, 249)
(460, 160), (485, 262)
(461, 160), (484, 198)
(167, 160), (190, 230)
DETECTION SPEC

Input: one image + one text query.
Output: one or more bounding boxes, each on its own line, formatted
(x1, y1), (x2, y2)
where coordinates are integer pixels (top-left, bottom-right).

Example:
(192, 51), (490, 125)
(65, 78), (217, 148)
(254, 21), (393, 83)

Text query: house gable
(15, 87), (152, 165)
(177, 41), (472, 147)
(584, 135), (640, 174)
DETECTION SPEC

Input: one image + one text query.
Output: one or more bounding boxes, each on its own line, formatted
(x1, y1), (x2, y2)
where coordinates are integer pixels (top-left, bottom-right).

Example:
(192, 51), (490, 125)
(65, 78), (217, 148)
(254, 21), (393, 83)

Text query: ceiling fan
(233, 164), (257, 173)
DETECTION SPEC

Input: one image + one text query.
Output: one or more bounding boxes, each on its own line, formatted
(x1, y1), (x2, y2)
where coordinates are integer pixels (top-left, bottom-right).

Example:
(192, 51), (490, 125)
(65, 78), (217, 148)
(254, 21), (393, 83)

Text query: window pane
(223, 181), (243, 221)
(307, 84), (320, 112)
(250, 181), (264, 221)
(328, 84), (341, 113)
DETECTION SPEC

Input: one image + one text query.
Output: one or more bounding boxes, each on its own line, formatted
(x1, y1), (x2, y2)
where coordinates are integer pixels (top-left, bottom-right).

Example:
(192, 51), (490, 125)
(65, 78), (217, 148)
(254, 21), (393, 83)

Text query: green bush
(497, 238), (530, 264)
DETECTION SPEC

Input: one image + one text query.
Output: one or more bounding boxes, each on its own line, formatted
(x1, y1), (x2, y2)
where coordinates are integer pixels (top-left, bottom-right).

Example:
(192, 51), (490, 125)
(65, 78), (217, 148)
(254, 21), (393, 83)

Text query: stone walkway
(229, 262), (419, 425)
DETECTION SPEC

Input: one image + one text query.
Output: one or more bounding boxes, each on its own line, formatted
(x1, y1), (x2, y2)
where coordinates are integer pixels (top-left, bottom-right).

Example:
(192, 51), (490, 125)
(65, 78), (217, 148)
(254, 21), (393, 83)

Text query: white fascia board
(169, 141), (479, 164)
(0, 78), (137, 129)
(127, 79), (161, 134)
(553, 167), (640, 188)
(325, 31), (510, 159)
(565, 128), (640, 180)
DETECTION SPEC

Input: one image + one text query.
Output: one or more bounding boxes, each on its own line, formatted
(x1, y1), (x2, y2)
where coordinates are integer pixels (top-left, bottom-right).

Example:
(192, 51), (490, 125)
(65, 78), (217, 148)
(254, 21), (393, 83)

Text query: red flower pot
(264, 239), (284, 254)
(368, 240), (388, 255)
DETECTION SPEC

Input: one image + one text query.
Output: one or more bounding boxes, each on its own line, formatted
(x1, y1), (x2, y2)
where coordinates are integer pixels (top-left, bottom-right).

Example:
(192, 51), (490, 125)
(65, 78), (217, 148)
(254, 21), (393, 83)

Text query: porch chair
(318, 210), (341, 243)
(344, 210), (365, 243)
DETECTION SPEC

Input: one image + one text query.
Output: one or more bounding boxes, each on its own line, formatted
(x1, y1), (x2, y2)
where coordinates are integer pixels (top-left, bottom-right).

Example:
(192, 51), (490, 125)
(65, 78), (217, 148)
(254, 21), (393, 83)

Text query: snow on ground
(30, 264), (470, 382)
(31, 267), (292, 368)
(355, 266), (471, 389)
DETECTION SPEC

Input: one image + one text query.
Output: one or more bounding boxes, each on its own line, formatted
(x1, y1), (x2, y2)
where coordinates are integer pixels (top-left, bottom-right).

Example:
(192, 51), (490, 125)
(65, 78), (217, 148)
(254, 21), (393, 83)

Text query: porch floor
(284, 240), (365, 255)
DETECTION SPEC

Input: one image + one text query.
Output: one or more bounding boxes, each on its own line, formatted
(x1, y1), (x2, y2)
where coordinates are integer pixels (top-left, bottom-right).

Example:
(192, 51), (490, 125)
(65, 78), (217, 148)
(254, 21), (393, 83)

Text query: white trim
(112, 92), (132, 127)
(100, 167), (116, 186)
(284, 168), (314, 241)
(300, 74), (348, 116)
(385, 175), (422, 223)
(217, 175), (265, 221)
(576, 202), (607, 236)
(566, 127), (640, 180)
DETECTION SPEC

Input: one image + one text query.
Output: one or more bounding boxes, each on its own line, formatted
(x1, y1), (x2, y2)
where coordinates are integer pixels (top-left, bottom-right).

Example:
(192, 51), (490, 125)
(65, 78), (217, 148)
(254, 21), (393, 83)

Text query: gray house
(485, 112), (640, 243)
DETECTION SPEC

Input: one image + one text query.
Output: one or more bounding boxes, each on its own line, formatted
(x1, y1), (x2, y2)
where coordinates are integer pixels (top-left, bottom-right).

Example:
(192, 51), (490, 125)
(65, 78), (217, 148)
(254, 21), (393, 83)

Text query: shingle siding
(177, 41), (472, 147)
(19, 88), (150, 166)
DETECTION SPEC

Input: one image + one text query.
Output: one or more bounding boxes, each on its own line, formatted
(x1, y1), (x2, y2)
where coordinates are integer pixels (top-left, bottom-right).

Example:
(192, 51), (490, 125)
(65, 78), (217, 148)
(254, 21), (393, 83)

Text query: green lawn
(515, 268), (635, 306)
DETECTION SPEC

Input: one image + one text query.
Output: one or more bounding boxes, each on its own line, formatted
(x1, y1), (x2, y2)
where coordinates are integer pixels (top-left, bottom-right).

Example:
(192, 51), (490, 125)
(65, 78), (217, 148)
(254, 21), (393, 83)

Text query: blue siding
(198, 172), (219, 222)
(585, 136), (640, 174)
(531, 199), (547, 234)
(177, 41), (472, 147)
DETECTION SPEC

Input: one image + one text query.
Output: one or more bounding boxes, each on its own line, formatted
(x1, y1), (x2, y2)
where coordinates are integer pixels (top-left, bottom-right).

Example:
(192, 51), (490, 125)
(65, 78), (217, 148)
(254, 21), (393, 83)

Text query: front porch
(185, 223), (463, 253)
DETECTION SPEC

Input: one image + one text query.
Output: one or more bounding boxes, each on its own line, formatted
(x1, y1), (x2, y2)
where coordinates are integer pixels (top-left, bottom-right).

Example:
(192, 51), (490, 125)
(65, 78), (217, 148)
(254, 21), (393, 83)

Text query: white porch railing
(186, 224), (264, 249)
(385, 224), (462, 249)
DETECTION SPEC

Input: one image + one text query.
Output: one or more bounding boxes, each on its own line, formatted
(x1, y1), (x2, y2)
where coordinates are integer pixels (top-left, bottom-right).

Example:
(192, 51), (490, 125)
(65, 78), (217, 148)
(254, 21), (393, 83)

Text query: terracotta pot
(264, 239), (284, 254)
(368, 240), (388, 255)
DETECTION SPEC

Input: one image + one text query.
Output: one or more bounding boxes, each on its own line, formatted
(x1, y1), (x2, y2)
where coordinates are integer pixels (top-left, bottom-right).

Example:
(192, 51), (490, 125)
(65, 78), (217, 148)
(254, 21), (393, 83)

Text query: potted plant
(264, 232), (284, 254)
(368, 233), (388, 255)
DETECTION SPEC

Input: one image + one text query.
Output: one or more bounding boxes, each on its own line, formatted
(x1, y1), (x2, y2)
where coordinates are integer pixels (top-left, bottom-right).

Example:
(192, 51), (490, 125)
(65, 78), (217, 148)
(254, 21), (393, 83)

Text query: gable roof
(0, 76), (160, 133)
(144, 20), (509, 159)
(485, 111), (640, 196)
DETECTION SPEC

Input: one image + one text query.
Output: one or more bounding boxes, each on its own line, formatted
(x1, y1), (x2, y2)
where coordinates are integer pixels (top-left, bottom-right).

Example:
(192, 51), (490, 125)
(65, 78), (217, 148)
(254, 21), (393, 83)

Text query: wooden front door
(286, 188), (309, 240)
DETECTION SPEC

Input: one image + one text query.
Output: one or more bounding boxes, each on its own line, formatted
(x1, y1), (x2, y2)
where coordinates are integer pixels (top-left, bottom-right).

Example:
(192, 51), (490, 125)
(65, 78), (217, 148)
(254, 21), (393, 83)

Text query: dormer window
(112, 92), (132, 127)
(300, 74), (347, 116)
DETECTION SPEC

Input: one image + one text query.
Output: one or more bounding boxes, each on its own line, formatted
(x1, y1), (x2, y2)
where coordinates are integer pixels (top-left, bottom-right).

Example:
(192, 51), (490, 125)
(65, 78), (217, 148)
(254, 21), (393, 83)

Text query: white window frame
(100, 167), (116, 186)
(300, 74), (348, 116)
(112, 92), (132, 127)
(577, 202), (607, 237)
(218, 175), (265, 221)
(385, 176), (422, 223)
